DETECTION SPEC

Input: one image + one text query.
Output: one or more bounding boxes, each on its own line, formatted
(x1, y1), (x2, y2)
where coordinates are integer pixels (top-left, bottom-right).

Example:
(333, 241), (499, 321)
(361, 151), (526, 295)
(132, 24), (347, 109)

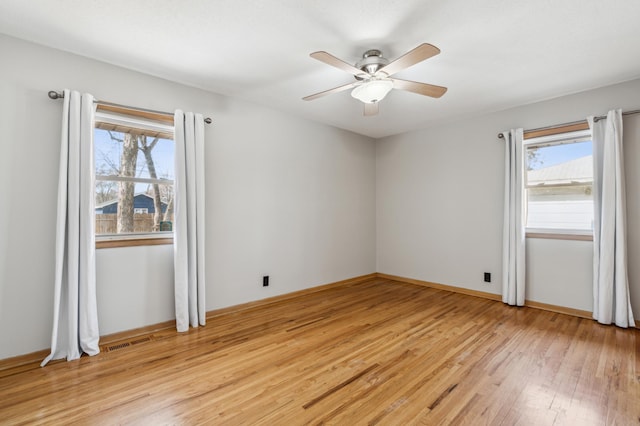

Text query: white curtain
(589, 110), (635, 327)
(42, 90), (100, 366)
(174, 110), (206, 332)
(502, 128), (526, 306)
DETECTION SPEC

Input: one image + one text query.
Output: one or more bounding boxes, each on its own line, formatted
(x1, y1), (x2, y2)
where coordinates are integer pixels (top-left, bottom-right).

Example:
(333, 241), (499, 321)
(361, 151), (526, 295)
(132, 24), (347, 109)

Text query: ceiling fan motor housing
(355, 50), (390, 79)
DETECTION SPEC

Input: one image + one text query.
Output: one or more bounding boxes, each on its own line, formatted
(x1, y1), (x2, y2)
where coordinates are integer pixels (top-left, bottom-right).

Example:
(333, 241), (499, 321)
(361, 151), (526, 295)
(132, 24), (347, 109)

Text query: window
(94, 106), (175, 246)
(524, 126), (593, 237)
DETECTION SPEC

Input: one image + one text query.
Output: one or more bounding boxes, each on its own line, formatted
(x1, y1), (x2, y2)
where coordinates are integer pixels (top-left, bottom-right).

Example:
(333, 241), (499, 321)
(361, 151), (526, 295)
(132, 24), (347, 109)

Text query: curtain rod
(48, 90), (212, 124)
(497, 109), (640, 139)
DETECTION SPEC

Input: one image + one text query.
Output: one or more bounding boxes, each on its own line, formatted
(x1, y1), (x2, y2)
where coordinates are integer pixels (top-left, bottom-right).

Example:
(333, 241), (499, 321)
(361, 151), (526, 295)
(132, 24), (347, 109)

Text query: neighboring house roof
(527, 155), (592, 186)
(95, 192), (166, 209)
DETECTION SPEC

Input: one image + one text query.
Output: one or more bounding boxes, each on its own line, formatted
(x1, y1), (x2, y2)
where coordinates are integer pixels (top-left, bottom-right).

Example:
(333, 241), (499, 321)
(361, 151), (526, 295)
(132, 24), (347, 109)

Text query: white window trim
(524, 128), (593, 238)
(95, 110), (174, 135)
(526, 230), (593, 242)
(96, 232), (173, 242)
(526, 227), (593, 236)
(94, 110), (175, 245)
(96, 175), (173, 185)
(523, 129), (591, 147)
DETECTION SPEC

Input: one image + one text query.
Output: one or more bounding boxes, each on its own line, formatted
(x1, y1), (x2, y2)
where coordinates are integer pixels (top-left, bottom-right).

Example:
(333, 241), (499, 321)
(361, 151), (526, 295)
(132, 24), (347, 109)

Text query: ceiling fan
(303, 43), (447, 116)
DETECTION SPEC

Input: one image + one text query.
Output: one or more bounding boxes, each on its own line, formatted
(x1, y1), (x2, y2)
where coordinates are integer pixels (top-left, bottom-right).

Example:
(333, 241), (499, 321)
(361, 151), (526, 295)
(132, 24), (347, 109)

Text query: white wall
(526, 239), (593, 311)
(0, 34), (376, 359)
(377, 78), (640, 316)
(96, 246), (175, 335)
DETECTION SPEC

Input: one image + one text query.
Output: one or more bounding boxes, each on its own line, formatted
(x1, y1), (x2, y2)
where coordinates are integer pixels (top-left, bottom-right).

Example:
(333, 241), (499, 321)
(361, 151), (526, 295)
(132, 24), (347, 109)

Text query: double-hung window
(524, 126), (593, 239)
(94, 106), (175, 247)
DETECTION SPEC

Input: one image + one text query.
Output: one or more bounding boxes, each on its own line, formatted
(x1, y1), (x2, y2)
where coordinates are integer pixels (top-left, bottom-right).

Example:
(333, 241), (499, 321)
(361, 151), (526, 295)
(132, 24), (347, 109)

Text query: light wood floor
(1, 278), (638, 425)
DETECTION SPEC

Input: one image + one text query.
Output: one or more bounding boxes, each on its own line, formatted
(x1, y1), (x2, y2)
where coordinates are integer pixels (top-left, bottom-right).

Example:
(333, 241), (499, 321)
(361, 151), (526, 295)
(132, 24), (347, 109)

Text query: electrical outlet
(263, 276), (269, 287)
(484, 272), (491, 283)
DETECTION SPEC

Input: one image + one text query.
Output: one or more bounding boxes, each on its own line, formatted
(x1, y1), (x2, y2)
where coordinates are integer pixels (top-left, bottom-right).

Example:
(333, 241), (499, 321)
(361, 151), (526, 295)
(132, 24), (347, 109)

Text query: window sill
(525, 231), (593, 242)
(96, 234), (174, 249)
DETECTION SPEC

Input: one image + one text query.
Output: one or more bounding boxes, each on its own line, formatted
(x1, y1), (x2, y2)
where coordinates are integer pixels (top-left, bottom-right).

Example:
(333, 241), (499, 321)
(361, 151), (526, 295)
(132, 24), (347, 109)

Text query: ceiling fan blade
(310, 51), (368, 78)
(376, 43), (440, 77)
(391, 78), (448, 98)
(303, 82), (358, 101)
(364, 102), (379, 116)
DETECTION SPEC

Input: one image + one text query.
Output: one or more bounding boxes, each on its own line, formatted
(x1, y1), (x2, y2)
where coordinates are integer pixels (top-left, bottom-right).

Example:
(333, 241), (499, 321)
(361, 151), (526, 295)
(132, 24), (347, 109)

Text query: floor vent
(101, 335), (155, 353)
(106, 342), (130, 352)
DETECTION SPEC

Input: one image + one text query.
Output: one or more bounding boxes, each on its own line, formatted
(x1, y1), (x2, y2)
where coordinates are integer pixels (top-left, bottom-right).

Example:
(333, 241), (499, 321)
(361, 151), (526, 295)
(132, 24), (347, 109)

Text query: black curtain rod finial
(48, 90), (64, 100)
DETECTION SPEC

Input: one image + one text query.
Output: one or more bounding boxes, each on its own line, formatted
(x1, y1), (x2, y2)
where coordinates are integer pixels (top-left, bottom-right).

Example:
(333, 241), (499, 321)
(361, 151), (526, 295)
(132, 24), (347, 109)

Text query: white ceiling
(2, 0), (640, 138)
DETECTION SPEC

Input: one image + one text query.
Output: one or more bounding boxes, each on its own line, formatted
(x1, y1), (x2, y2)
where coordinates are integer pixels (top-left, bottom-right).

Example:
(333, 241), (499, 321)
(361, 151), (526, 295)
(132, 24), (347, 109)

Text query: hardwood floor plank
(0, 278), (638, 425)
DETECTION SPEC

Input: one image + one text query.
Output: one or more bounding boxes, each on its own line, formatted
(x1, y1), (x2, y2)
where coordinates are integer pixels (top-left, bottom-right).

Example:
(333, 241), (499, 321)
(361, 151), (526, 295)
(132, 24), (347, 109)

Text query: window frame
(93, 105), (175, 249)
(523, 123), (594, 241)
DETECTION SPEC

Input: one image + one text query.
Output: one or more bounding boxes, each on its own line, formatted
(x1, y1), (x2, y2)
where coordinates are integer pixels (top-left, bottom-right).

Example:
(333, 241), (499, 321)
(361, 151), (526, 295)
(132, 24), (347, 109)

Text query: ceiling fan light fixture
(351, 79), (394, 104)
